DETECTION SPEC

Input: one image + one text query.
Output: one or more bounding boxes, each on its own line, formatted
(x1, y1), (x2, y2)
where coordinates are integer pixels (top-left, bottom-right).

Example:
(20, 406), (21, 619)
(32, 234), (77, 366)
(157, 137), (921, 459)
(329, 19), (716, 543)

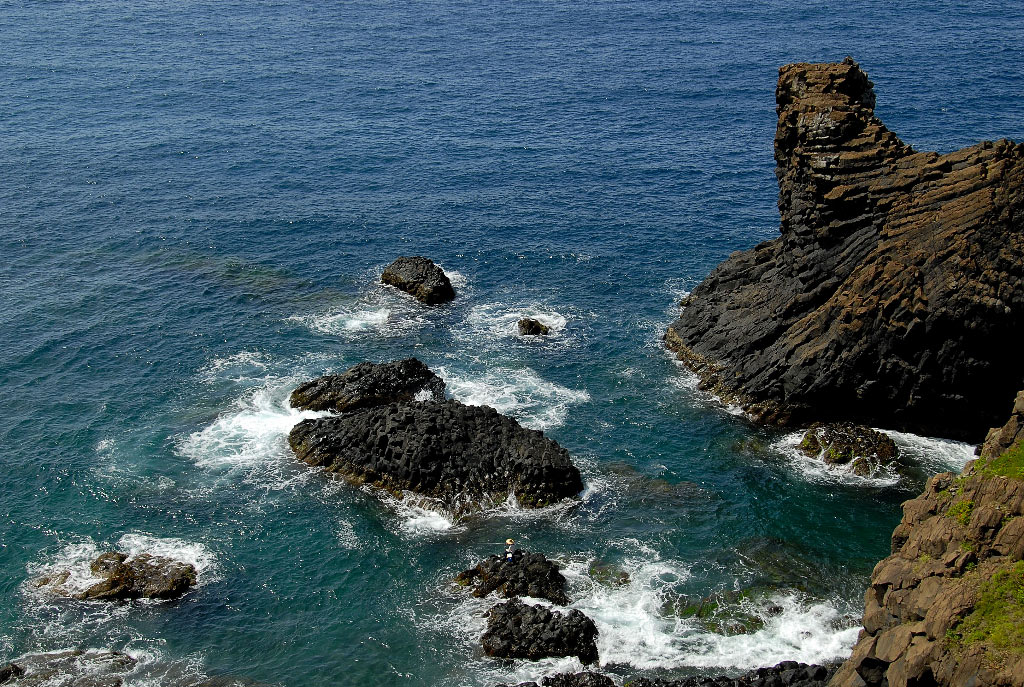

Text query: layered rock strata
(831, 392), (1024, 687)
(289, 358), (445, 413)
(665, 58), (1024, 440)
(381, 256), (455, 304)
(456, 551), (570, 605)
(35, 551), (197, 601)
(289, 399), (583, 511)
(482, 598), (599, 664)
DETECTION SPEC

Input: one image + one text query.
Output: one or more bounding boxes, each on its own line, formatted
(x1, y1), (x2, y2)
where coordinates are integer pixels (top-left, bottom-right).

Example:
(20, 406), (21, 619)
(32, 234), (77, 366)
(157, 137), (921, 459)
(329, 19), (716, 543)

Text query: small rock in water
(482, 598), (599, 664)
(289, 358), (446, 412)
(517, 318), (550, 336)
(381, 256), (455, 305)
(798, 422), (898, 476)
(37, 551), (197, 601)
(456, 551), (569, 605)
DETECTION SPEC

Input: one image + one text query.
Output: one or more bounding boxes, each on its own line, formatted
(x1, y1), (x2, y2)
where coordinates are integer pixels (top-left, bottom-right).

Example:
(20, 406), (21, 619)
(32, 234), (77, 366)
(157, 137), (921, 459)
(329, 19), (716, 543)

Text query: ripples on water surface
(1, 1), (1021, 685)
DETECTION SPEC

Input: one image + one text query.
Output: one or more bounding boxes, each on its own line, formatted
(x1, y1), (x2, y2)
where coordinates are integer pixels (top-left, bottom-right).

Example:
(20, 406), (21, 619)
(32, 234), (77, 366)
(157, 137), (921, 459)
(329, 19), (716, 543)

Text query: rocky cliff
(831, 392), (1024, 687)
(665, 58), (1024, 440)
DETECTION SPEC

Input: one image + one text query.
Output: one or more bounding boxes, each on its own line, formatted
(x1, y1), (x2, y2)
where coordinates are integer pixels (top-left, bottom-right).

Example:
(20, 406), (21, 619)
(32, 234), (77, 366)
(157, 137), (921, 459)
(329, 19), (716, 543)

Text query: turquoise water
(1, 1), (1020, 685)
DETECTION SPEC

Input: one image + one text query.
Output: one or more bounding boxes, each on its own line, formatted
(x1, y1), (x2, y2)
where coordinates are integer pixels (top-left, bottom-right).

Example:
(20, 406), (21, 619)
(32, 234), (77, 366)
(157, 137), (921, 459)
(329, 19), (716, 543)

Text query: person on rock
(505, 538), (515, 562)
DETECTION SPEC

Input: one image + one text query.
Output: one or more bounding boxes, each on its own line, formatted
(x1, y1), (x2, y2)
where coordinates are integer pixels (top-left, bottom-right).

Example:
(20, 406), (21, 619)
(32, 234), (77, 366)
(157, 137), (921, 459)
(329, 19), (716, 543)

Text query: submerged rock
(381, 256), (455, 305)
(36, 551), (196, 601)
(456, 551), (569, 605)
(289, 399), (583, 512)
(517, 318), (550, 336)
(0, 650), (136, 686)
(289, 358), (446, 412)
(482, 598), (598, 664)
(665, 58), (1024, 441)
(798, 422), (898, 476)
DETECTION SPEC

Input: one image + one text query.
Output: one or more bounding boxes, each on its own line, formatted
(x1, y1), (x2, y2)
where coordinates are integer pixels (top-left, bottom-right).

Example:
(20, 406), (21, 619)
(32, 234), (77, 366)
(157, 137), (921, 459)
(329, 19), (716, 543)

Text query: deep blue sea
(2, 1), (1022, 685)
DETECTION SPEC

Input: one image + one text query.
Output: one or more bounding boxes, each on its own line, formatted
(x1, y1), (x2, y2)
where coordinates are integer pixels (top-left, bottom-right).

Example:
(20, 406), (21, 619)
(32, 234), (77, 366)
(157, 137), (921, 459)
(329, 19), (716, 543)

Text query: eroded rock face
(289, 358), (446, 412)
(456, 551), (569, 605)
(665, 58), (1024, 441)
(36, 552), (197, 601)
(830, 393), (1024, 687)
(517, 318), (550, 336)
(289, 399), (583, 511)
(482, 598), (598, 664)
(381, 256), (455, 304)
(798, 422), (898, 476)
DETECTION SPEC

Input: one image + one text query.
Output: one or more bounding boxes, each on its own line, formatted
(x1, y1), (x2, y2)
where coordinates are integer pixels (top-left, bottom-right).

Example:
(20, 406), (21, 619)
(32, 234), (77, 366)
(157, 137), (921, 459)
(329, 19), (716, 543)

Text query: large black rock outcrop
(665, 58), (1024, 441)
(456, 551), (570, 605)
(482, 598), (599, 664)
(627, 661), (835, 687)
(381, 256), (455, 304)
(289, 399), (583, 511)
(289, 358), (446, 413)
(35, 551), (197, 601)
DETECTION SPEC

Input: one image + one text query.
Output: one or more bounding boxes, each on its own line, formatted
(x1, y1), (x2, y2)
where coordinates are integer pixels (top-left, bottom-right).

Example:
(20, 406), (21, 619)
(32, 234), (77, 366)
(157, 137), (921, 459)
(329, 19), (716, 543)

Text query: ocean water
(1, 1), (1021, 685)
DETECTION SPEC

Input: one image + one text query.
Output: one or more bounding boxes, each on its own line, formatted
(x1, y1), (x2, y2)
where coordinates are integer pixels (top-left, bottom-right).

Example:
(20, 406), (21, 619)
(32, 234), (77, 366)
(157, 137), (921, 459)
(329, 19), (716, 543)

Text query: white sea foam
(437, 365), (590, 430)
(376, 490), (460, 534)
(177, 379), (328, 472)
(773, 432), (901, 487)
(561, 544), (695, 669)
(882, 429), (975, 473)
(677, 593), (859, 670)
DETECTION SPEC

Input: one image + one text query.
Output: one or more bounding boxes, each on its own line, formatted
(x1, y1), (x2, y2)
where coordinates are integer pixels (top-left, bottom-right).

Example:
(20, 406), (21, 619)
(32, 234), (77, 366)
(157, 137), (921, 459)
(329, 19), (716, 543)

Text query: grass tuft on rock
(981, 440), (1024, 480)
(948, 560), (1024, 657)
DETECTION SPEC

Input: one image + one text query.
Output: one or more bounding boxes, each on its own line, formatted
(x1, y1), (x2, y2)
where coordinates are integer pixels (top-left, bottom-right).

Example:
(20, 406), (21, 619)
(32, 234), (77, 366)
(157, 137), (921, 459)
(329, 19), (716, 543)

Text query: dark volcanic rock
(0, 664), (23, 684)
(517, 318), (551, 336)
(626, 661), (835, 687)
(495, 673), (615, 687)
(456, 551), (569, 605)
(482, 598), (598, 664)
(289, 358), (446, 412)
(381, 256), (455, 304)
(289, 399), (583, 511)
(798, 422), (898, 476)
(37, 552), (197, 601)
(665, 58), (1024, 441)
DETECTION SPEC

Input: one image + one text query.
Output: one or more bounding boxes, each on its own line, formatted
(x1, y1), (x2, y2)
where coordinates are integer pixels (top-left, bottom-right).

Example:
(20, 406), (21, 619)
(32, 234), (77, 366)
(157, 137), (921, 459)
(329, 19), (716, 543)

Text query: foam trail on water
(436, 366), (589, 430)
(773, 432), (901, 487)
(375, 490), (460, 534)
(459, 303), (570, 346)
